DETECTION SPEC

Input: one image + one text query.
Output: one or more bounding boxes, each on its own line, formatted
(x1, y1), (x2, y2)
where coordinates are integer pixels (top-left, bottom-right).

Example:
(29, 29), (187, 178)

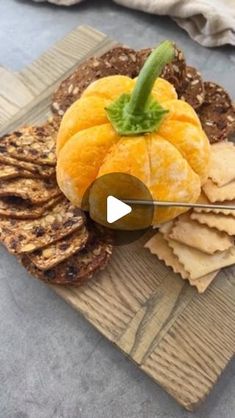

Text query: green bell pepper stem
(105, 40), (175, 136)
(127, 40), (175, 115)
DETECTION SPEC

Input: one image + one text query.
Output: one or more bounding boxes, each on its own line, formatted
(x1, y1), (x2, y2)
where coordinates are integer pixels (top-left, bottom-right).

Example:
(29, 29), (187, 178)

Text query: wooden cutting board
(0, 25), (234, 411)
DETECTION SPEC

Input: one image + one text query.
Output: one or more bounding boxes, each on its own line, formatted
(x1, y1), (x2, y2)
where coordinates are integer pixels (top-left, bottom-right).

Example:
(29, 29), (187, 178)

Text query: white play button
(107, 195), (132, 224)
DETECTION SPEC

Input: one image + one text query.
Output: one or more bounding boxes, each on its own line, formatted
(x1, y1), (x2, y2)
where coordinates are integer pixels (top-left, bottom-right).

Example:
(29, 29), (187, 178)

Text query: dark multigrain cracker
(161, 45), (186, 93)
(28, 225), (89, 270)
(51, 47), (140, 115)
(135, 48), (153, 69)
(0, 121), (57, 166)
(0, 195), (62, 220)
(203, 81), (232, 108)
(0, 177), (61, 204)
(137, 45), (187, 93)
(0, 163), (38, 181)
(0, 154), (55, 178)
(52, 57), (115, 115)
(0, 199), (84, 254)
(100, 46), (139, 77)
(197, 82), (235, 143)
(51, 45), (187, 116)
(21, 230), (113, 286)
(179, 66), (205, 109)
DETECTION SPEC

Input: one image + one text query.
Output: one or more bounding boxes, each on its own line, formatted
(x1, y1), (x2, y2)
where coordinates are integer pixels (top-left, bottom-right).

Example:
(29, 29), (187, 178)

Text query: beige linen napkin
(115, 0), (235, 47)
(33, 0), (235, 47)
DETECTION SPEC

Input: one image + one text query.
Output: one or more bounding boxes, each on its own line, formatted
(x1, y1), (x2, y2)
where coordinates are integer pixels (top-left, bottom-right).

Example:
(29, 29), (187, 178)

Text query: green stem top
(105, 40), (175, 136)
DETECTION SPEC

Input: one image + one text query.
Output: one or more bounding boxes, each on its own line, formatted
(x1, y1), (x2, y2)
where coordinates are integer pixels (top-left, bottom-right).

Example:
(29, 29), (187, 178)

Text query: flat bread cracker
(0, 123), (56, 166)
(0, 177), (61, 204)
(0, 164), (19, 181)
(159, 221), (174, 236)
(203, 179), (235, 202)
(209, 142), (235, 186)
(160, 45), (186, 93)
(100, 46), (141, 77)
(194, 193), (235, 217)
(190, 271), (219, 293)
(191, 212), (235, 236)
(21, 233), (113, 286)
(179, 66), (205, 109)
(52, 44), (185, 115)
(168, 239), (235, 280)
(0, 199), (84, 254)
(145, 232), (219, 292)
(52, 47), (139, 115)
(169, 214), (233, 254)
(28, 226), (89, 270)
(0, 154), (55, 178)
(0, 196), (62, 219)
(0, 163), (37, 181)
(145, 231), (188, 279)
(197, 82), (235, 143)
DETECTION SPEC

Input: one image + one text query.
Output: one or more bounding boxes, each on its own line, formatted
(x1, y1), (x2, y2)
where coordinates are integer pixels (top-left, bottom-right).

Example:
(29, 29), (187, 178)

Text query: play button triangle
(107, 195), (132, 224)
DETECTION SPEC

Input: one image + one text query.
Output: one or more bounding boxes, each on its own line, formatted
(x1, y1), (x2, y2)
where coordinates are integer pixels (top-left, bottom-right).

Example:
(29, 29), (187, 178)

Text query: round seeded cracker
(52, 47), (139, 115)
(179, 66), (205, 109)
(198, 82), (235, 143)
(100, 46), (139, 77)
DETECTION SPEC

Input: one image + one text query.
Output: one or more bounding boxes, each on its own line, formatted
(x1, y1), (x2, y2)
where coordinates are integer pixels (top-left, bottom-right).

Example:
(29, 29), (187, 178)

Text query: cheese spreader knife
(123, 199), (235, 211)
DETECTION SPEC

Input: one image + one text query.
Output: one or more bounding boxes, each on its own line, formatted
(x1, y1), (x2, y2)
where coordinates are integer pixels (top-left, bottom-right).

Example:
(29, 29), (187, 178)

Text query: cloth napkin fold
(33, 0), (235, 47)
(115, 0), (235, 47)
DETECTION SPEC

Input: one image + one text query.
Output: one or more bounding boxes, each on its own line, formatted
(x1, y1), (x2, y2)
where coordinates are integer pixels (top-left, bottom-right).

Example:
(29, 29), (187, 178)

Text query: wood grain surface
(0, 25), (234, 411)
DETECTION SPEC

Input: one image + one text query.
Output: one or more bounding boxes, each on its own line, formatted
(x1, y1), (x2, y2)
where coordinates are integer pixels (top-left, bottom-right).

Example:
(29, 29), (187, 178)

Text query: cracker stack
(146, 142), (235, 293)
(0, 119), (112, 286)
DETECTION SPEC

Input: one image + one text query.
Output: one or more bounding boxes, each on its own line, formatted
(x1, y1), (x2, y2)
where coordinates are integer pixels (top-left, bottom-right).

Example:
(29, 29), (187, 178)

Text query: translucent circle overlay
(82, 172), (154, 246)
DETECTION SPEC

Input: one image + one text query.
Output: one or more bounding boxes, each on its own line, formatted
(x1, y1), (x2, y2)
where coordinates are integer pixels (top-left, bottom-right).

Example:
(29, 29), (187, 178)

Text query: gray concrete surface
(0, 1), (234, 417)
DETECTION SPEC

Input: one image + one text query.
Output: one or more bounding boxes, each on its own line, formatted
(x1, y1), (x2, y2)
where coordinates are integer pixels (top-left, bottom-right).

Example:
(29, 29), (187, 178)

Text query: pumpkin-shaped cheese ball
(57, 41), (211, 226)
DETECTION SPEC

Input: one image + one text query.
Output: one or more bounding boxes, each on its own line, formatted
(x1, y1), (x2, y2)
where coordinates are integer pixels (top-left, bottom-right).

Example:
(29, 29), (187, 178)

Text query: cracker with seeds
(52, 47), (139, 115)
(0, 199), (84, 254)
(0, 122), (56, 166)
(145, 231), (219, 292)
(197, 82), (235, 143)
(21, 233), (113, 286)
(169, 214), (233, 254)
(191, 212), (235, 236)
(179, 66), (205, 109)
(100, 46), (140, 77)
(0, 196), (62, 219)
(0, 177), (61, 204)
(168, 239), (235, 280)
(0, 163), (37, 181)
(136, 48), (152, 70)
(203, 179), (235, 202)
(52, 44), (186, 116)
(28, 226), (89, 270)
(209, 142), (235, 186)
(0, 154), (55, 178)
